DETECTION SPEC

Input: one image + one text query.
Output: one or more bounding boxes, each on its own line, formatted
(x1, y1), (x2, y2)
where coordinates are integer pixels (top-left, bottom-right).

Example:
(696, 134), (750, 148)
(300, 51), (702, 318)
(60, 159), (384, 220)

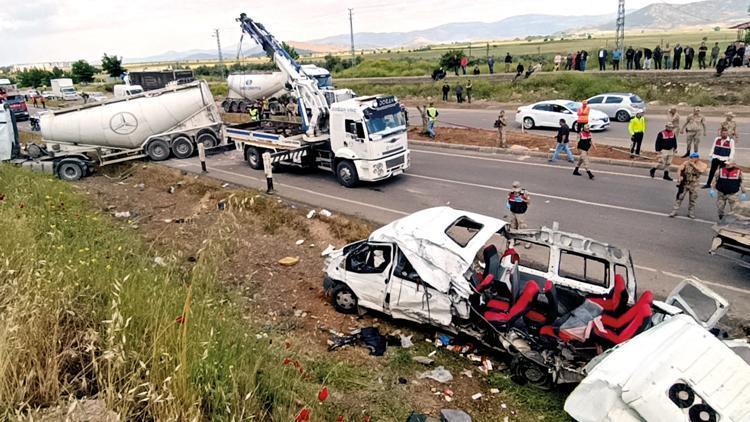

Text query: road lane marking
(406, 172), (715, 224)
(635, 265), (658, 272)
(411, 148), (654, 179)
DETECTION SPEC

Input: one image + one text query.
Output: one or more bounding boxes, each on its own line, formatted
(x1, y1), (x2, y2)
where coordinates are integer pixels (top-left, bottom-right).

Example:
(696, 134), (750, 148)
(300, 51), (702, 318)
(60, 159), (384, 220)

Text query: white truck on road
(2, 80), (225, 181)
(50, 78), (79, 101)
(227, 13), (409, 188)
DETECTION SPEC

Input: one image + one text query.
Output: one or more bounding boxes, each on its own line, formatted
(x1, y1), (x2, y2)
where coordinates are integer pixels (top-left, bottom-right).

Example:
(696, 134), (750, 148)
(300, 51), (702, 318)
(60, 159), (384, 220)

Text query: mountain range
(126, 0), (749, 63)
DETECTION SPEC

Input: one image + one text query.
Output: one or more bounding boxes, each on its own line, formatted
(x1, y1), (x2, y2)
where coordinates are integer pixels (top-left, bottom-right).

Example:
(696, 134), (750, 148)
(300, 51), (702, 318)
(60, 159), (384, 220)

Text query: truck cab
(328, 95), (409, 186)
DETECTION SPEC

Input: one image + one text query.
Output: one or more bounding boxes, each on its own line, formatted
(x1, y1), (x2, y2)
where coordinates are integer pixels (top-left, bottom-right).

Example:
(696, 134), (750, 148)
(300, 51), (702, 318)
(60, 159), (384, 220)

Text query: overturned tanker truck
(26, 80), (224, 180)
(322, 207), (750, 419)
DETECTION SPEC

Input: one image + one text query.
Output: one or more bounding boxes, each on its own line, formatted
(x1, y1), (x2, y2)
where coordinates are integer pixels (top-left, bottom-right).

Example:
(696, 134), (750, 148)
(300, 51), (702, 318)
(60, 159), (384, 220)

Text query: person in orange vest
(576, 100), (590, 132)
(710, 160), (747, 220)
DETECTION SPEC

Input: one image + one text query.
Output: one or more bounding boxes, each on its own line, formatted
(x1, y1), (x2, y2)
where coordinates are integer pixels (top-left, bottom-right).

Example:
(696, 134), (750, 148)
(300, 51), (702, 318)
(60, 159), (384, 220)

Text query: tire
(238, 101), (247, 113)
(56, 160), (84, 181)
(245, 146), (263, 170)
(510, 356), (553, 390)
(222, 100), (231, 113)
(616, 110), (631, 122)
(197, 131), (218, 149)
(688, 404), (717, 422)
(27, 143), (43, 158)
(522, 117), (535, 130)
(668, 383), (695, 408)
(336, 160), (359, 188)
(171, 136), (195, 159)
(331, 284), (358, 314)
(146, 139), (171, 161)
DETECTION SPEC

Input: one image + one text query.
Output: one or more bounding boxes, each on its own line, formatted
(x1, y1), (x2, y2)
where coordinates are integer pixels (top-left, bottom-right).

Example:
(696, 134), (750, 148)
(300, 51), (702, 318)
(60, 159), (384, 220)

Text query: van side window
(345, 119), (365, 138)
(346, 244), (392, 275)
(445, 217), (484, 247)
(559, 250), (609, 287)
(517, 242), (550, 273)
(394, 250), (421, 284)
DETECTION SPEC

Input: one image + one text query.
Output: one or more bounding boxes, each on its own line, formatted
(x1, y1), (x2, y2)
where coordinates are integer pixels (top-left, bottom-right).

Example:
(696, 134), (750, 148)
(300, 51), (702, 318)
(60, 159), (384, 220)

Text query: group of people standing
(441, 80), (474, 103)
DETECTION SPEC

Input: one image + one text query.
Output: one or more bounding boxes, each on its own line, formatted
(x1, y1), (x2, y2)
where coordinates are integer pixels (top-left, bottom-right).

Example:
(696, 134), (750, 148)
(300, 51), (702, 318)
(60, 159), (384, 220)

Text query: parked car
(515, 100), (610, 131)
(2, 94), (29, 121)
(86, 92), (108, 102)
(585, 93), (645, 122)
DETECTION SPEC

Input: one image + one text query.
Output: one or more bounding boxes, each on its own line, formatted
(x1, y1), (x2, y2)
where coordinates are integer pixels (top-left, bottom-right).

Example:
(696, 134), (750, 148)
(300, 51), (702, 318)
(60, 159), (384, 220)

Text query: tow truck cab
(328, 95), (410, 183)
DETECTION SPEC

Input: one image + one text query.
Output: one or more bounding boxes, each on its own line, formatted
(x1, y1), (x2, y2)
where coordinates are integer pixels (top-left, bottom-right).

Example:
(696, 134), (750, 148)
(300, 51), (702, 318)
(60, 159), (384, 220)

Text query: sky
(0, 0), (700, 66)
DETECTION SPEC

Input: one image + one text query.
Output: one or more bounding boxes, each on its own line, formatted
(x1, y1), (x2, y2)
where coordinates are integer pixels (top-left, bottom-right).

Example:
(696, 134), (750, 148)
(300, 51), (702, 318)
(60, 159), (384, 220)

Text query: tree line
(5, 54), (126, 88)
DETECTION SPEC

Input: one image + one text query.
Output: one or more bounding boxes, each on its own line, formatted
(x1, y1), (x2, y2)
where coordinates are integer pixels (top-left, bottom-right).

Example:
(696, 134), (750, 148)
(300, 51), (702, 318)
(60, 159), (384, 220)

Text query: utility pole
(615, 0), (626, 62)
(213, 29), (225, 77)
(348, 8), (356, 65)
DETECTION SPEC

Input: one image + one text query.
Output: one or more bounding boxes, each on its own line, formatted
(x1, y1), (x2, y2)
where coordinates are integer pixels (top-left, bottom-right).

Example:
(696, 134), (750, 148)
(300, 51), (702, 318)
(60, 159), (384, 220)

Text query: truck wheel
(510, 356), (553, 390)
(332, 284), (358, 314)
(197, 132), (218, 149)
(57, 160), (84, 181)
(146, 139), (171, 161)
(27, 143), (43, 158)
(336, 160), (359, 188)
(171, 136), (194, 159)
(238, 101), (247, 112)
(245, 147), (263, 170)
(222, 100), (231, 113)
(229, 101), (238, 113)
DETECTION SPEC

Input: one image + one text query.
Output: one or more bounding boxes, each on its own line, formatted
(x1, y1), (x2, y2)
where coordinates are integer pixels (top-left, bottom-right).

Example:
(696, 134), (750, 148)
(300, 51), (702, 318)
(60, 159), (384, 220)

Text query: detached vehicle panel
(709, 216), (750, 269)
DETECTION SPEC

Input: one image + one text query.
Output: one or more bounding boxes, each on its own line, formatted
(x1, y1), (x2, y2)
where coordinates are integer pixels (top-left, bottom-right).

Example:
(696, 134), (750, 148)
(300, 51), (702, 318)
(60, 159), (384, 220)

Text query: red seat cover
(588, 274), (626, 312)
(475, 274), (495, 293)
(594, 291), (653, 344)
(486, 298), (510, 312)
(484, 282), (540, 325)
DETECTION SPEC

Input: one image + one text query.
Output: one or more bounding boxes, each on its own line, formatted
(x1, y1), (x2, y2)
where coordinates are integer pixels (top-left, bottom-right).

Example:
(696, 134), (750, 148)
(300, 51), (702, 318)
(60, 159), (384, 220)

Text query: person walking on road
(549, 119), (575, 163)
(720, 112), (737, 139)
(711, 160), (747, 220)
(628, 111), (647, 157)
(504, 53), (513, 73)
(650, 122), (678, 180)
(670, 153), (707, 219)
(442, 83), (450, 101)
(466, 80), (473, 104)
(507, 181), (530, 230)
(494, 111), (508, 148)
(576, 99), (590, 132)
(573, 125), (596, 179)
(698, 42), (708, 69)
(680, 107), (707, 156)
(667, 107), (681, 130)
(455, 83), (464, 103)
(488, 56), (495, 74)
(710, 42), (721, 67)
(426, 102), (439, 139)
(704, 128), (736, 188)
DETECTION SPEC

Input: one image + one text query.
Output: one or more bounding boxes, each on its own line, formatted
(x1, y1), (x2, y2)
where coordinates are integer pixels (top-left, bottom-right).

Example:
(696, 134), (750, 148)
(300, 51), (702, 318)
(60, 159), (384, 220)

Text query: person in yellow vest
(426, 102), (439, 139)
(710, 160), (747, 220)
(628, 111), (646, 158)
(248, 105), (260, 122)
(576, 99), (590, 132)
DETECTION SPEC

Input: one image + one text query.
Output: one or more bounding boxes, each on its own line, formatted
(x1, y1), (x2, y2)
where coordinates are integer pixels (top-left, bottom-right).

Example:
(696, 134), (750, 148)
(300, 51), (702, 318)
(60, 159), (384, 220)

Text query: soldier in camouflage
(670, 152), (708, 219)
(680, 107), (707, 157)
(720, 112), (737, 139)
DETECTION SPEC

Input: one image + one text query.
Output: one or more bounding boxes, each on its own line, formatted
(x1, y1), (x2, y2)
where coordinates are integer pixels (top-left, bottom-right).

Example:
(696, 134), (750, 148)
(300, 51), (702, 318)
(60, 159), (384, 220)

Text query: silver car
(585, 93), (645, 122)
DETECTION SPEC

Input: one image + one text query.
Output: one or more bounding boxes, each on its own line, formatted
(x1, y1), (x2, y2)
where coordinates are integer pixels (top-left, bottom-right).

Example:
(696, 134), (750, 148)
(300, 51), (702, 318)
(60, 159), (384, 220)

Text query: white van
(113, 84), (144, 97)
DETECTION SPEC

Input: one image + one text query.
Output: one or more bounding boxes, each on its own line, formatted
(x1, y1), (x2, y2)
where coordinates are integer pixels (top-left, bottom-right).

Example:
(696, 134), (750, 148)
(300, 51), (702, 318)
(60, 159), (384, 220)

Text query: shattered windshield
(365, 104), (406, 137)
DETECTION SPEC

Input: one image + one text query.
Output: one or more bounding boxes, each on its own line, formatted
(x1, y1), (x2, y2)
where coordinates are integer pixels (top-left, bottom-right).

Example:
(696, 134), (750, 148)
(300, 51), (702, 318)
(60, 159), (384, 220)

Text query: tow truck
(226, 14), (409, 188)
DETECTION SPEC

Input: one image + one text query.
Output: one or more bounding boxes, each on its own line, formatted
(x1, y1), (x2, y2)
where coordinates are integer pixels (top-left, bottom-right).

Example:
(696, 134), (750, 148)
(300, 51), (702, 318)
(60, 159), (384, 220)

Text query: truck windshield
(365, 105), (406, 137)
(314, 75), (333, 88)
(61, 88), (76, 93)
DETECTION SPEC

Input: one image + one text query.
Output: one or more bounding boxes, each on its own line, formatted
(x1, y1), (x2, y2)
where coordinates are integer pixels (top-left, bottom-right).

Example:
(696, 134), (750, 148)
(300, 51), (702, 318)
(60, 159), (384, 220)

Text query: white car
(86, 92), (108, 102)
(585, 93), (645, 122)
(515, 100), (610, 132)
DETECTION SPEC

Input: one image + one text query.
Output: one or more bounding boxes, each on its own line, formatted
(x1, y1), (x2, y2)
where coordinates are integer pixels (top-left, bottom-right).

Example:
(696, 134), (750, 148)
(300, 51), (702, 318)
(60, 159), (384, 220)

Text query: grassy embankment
(0, 165), (372, 420)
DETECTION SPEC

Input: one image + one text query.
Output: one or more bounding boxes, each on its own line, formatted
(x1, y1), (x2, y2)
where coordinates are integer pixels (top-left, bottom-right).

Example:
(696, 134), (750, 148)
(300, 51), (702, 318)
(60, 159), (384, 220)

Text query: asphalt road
(408, 106), (750, 166)
(164, 145), (750, 321)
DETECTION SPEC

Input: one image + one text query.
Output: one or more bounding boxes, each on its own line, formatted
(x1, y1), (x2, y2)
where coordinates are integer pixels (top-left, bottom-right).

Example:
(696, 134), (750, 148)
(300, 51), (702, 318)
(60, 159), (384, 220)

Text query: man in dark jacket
(735, 43), (746, 67)
(625, 46), (635, 70)
(512, 63), (524, 83)
(698, 42), (708, 69)
(684, 45), (695, 70)
(455, 83), (464, 103)
(653, 46), (663, 69)
(504, 53), (513, 73)
(580, 50), (589, 71)
(634, 49), (643, 70)
(710, 42), (720, 67)
(598, 48), (608, 71)
(441, 83), (450, 101)
(673, 44), (683, 69)
(650, 122), (678, 180)
(644, 47), (653, 70)
(725, 43), (737, 66)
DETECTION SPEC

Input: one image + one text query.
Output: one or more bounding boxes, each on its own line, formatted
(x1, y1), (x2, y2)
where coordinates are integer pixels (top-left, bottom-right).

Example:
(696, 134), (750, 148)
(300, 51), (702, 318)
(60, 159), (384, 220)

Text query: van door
(663, 279), (728, 330)
(344, 118), (368, 160)
(389, 249), (453, 326)
(344, 242), (394, 312)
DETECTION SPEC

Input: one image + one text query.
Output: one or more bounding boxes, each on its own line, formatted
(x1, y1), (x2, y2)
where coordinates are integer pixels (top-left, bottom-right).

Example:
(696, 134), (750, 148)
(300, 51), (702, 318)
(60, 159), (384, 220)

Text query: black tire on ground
(56, 159), (85, 181)
(510, 355), (553, 390)
(245, 146), (263, 170)
(146, 138), (171, 161)
(197, 131), (218, 149)
(522, 117), (535, 130)
(331, 284), (358, 314)
(616, 110), (631, 122)
(336, 160), (359, 188)
(171, 135), (195, 159)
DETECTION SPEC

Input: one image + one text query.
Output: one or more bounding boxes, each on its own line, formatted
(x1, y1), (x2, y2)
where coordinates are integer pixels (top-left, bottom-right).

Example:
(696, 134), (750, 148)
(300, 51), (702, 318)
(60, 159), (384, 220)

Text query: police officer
(628, 110), (646, 157)
(710, 160), (747, 220)
(650, 122), (677, 180)
(720, 112), (737, 139)
(494, 110), (508, 148)
(680, 107), (706, 157)
(507, 181), (530, 230)
(703, 128), (736, 188)
(426, 102), (439, 139)
(670, 153), (707, 219)
(573, 124), (596, 179)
